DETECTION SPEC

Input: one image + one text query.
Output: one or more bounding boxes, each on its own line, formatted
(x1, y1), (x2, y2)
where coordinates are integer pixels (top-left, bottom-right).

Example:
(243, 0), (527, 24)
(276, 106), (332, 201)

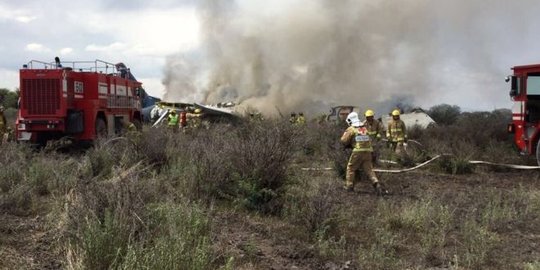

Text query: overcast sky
(1, 0), (540, 112)
(0, 0), (199, 98)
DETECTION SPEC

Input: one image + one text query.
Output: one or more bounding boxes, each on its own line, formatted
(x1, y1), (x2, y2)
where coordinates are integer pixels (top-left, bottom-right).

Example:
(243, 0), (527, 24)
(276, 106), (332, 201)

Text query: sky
(2, 0), (540, 114)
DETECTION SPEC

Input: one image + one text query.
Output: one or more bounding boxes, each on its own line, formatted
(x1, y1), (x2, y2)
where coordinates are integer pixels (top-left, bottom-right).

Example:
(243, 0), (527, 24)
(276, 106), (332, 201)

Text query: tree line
(0, 88), (19, 109)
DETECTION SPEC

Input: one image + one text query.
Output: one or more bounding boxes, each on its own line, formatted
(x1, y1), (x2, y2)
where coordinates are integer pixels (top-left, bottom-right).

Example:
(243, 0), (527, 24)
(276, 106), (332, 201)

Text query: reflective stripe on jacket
(352, 127), (373, 152)
(341, 126), (373, 152)
(365, 119), (383, 140)
(387, 119), (407, 142)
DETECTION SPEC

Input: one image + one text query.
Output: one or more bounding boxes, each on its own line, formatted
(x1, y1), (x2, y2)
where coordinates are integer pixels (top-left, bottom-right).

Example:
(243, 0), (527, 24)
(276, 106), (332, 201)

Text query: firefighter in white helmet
(387, 109), (407, 157)
(364, 109), (384, 164)
(340, 112), (388, 196)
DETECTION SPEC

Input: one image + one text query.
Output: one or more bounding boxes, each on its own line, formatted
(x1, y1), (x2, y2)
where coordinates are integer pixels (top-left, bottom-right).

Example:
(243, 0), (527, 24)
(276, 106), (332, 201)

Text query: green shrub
(170, 121), (298, 214)
(458, 219), (498, 268)
(77, 209), (133, 269)
(0, 184), (32, 215)
(427, 104), (461, 125)
(284, 176), (338, 234)
(119, 203), (212, 270)
(524, 261), (540, 270)
(357, 225), (403, 269)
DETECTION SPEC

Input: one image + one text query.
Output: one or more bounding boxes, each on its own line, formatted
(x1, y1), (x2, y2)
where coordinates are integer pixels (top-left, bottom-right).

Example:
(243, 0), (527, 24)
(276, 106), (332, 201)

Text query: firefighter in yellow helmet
(386, 109), (407, 157)
(167, 109), (179, 132)
(296, 112), (306, 125)
(340, 112), (388, 196)
(0, 106), (7, 144)
(192, 108), (203, 128)
(289, 112), (297, 124)
(364, 109), (384, 164)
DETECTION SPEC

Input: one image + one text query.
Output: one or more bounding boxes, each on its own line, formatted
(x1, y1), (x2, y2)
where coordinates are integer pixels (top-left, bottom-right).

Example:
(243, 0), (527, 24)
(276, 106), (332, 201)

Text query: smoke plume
(163, 0), (540, 115)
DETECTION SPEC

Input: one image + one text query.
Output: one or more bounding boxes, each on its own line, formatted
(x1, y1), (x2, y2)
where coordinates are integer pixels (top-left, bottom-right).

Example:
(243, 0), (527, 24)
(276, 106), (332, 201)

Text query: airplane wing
(193, 102), (240, 118)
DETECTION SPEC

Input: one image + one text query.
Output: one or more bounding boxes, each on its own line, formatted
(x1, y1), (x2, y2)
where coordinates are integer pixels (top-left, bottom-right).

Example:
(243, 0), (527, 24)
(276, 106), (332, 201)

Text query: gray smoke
(163, 0), (540, 115)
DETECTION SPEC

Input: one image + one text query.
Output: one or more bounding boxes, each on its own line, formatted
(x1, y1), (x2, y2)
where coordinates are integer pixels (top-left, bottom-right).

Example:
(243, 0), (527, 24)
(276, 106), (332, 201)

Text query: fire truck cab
(507, 63), (540, 164)
(16, 59), (143, 145)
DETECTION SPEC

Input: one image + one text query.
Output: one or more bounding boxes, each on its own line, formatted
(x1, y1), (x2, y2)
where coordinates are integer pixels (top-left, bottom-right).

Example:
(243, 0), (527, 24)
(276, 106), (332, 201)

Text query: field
(1, 109), (540, 270)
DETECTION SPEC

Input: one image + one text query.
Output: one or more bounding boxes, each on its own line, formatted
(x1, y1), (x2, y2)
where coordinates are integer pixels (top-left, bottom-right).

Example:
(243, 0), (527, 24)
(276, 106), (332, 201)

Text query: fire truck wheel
(95, 118), (107, 137)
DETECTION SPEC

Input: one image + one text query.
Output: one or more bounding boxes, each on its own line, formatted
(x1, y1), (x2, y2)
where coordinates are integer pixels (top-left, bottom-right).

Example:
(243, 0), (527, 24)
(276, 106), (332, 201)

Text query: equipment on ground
(16, 58), (144, 145)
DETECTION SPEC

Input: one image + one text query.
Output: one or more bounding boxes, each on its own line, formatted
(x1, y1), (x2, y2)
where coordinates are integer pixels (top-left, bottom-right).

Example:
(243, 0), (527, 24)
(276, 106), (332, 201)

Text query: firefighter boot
(373, 182), (389, 197)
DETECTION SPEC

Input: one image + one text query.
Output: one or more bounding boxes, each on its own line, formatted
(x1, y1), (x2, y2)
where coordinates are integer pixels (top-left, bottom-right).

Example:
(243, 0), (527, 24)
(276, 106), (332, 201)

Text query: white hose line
(301, 155), (540, 172)
(373, 155), (443, 173)
(468, 160), (540, 170)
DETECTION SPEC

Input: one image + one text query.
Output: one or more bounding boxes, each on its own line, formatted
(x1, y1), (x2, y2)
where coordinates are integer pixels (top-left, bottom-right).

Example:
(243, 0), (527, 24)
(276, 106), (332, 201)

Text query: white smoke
(162, 0), (540, 115)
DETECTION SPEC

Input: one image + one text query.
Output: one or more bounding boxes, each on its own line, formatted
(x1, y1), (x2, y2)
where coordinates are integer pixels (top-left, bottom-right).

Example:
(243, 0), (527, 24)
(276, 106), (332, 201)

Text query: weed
(524, 261), (540, 270)
(459, 219), (499, 268)
(119, 203), (212, 270)
(357, 225), (403, 269)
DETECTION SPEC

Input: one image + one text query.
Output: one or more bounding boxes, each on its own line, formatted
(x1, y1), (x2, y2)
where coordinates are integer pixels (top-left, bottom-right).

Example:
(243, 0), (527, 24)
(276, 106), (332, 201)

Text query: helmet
(365, 109), (374, 117)
(391, 109), (400, 116)
(170, 109), (177, 114)
(194, 108), (202, 114)
(346, 112), (361, 127)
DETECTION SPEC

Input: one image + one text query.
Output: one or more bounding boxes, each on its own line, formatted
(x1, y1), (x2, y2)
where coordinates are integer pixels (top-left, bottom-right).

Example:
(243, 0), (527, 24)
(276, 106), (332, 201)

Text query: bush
(168, 120), (299, 214)
(428, 104), (461, 125)
(283, 176), (338, 234)
(228, 121), (299, 213)
(119, 203), (212, 270)
(65, 162), (153, 268)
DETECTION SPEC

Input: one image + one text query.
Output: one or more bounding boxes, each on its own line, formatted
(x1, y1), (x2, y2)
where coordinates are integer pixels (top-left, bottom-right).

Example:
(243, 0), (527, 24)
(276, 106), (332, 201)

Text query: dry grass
(1, 107), (539, 269)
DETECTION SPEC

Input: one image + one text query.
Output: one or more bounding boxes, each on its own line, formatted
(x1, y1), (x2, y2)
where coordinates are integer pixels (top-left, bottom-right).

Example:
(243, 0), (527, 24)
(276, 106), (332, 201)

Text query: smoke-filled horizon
(162, 0), (540, 116)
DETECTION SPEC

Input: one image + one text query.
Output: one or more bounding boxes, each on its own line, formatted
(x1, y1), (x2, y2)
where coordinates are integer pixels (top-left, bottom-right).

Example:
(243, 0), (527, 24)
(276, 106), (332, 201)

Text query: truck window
(527, 76), (540, 95)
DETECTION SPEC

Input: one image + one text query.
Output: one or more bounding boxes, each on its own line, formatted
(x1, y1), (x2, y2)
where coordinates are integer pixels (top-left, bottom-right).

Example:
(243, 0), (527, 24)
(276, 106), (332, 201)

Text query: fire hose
(301, 139), (540, 173)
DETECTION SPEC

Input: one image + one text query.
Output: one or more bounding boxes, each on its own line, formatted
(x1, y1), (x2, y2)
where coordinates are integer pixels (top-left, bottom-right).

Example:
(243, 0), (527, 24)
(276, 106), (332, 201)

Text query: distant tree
(428, 104), (461, 125)
(0, 88), (19, 109)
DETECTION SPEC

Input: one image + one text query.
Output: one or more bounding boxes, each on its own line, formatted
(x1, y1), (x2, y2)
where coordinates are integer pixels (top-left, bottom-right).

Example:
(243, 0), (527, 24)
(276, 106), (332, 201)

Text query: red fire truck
(16, 59), (143, 145)
(507, 63), (540, 164)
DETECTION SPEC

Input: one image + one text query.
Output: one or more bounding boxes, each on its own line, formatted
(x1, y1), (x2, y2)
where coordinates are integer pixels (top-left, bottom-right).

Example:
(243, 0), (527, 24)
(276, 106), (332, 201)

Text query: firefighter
(180, 111), (187, 128)
(364, 109), (384, 164)
(0, 106), (6, 144)
(126, 122), (136, 131)
(296, 112), (306, 125)
(122, 119), (140, 141)
(341, 112), (388, 196)
(289, 112), (297, 124)
(387, 109), (407, 157)
(249, 112), (264, 122)
(3, 127), (12, 143)
(189, 108), (203, 129)
(167, 109), (179, 132)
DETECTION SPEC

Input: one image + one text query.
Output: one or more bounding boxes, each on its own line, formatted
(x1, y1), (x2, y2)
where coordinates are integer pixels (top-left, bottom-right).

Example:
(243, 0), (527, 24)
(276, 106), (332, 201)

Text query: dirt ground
(211, 169), (540, 269)
(1, 168), (539, 270)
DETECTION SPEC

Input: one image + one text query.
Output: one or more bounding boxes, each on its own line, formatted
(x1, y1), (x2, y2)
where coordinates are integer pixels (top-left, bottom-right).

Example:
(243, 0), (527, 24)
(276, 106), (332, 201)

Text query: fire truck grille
(22, 79), (61, 115)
